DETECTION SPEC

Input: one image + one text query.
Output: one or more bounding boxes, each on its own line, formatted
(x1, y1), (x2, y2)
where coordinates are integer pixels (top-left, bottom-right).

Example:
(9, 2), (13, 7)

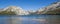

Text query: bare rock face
(0, 6), (29, 15)
(37, 2), (60, 14)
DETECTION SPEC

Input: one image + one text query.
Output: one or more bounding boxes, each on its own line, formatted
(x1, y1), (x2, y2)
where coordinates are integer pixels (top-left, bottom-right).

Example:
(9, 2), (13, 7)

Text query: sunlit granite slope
(0, 2), (60, 15)
(0, 6), (29, 15)
(36, 2), (60, 14)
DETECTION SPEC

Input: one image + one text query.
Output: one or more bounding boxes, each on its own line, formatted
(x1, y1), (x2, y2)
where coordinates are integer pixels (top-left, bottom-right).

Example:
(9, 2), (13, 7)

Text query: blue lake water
(0, 15), (60, 24)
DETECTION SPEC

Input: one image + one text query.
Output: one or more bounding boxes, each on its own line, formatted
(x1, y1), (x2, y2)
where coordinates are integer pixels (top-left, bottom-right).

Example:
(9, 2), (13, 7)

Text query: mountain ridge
(0, 6), (29, 15)
(0, 2), (60, 15)
(36, 2), (60, 14)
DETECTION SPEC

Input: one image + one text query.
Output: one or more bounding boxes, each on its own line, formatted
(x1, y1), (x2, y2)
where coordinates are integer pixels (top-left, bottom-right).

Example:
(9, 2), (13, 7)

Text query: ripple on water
(0, 15), (60, 24)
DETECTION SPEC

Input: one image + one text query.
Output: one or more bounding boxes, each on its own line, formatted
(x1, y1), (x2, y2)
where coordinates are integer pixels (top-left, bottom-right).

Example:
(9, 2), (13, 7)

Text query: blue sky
(0, 0), (57, 10)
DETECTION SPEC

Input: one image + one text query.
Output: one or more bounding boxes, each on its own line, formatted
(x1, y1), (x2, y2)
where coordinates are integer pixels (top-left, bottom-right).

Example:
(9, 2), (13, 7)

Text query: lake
(0, 15), (60, 24)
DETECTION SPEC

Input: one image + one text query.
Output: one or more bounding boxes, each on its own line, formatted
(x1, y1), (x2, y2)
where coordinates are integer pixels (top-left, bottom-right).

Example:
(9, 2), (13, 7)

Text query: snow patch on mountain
(1, 6), (29, 15)
(37, 2), (60, 14)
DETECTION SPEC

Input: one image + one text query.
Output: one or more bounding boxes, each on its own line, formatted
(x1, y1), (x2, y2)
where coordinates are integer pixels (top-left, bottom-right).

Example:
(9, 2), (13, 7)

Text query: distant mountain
(0, 6), (29, 15)
(36, 2), (60, 14)
(0, 2), (60, 15)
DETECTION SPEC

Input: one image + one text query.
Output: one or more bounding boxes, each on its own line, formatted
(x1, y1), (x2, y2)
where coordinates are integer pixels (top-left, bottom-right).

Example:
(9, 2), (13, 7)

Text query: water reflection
(12, 17), (48, 24)
(0, 15), (60, 24)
